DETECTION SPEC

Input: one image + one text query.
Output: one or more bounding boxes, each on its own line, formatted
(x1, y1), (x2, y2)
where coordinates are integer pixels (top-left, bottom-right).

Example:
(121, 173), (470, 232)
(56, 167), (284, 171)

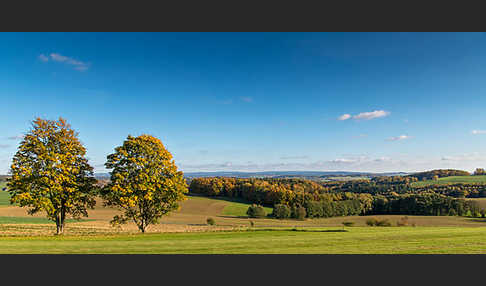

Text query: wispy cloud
(353, 110), (390, 120)
(337, 114), (351, 120)
(39, 53), (91, 71)
(374, 156), (391, 162)
(0, 144), (10, 149)
(240, 96), (253, 103)
(38, 54), (49, 62)
(471, 130), (486, 135)
(179, 153), (486, 173)
(330, 158), (358, 163)
(338, 110), (390, 121)
(386, 135), (411, 141)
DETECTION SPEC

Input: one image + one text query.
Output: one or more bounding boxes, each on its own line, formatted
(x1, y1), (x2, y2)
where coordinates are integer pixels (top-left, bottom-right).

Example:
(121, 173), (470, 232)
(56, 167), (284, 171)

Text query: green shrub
(272, 204), (291, 219)
(366, 218), (378, 226)
(305, 201), (323, 218)
(246, 204), (266, 218)
(376, 219), (391, 227)
(206, 217), (215, 225)
(291, 206), (307, 220)
(342, 221), (354, 227)
(249, 220), (255, 227)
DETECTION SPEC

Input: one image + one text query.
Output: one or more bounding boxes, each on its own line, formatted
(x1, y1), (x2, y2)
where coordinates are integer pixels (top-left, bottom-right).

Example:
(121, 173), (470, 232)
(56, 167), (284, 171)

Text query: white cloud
(353, 110), (390, 120)
(178, 153), (486, 173)
(48, 53), (90, 71)
(38, 54), (49, 62)
(386, 135), (411, 141)
(330, 158), (357, 163)
(471, 130), (486, 135)
(338, 110), (390, 121)
(374, 156), (391, 162)
(338, 114), (351, 120)
(222, 162), (232, 167)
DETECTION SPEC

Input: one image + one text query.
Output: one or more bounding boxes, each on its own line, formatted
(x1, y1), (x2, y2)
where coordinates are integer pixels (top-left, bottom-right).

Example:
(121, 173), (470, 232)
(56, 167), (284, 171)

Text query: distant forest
(189, 170), (486, 219)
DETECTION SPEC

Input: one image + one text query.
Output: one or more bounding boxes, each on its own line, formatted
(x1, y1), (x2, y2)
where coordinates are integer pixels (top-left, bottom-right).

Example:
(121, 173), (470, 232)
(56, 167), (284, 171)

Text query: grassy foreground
(0, 226), (485, 254)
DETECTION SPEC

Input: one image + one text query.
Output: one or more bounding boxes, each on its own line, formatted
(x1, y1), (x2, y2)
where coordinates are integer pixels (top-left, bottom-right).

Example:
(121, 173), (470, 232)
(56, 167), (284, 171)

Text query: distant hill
(94, 173), (110, 178)
(182, 171), (409, 179)
(407, 169), (470, 181)
(5, 171), (411, 181)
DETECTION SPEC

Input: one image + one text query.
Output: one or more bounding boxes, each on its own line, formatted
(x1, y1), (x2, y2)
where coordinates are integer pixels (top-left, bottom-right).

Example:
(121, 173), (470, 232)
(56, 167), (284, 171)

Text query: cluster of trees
(371, 193), (485, 217)
(189, 177), (374, 210)
(190, 176), (486, 219)
(7, 118), (188, 234)
(371, 176), (418, 184)
(473, 168), (486, 176)
(317, 179), (415, 195)
(407, 169), (470, 181)
(413, 184), (486, 198)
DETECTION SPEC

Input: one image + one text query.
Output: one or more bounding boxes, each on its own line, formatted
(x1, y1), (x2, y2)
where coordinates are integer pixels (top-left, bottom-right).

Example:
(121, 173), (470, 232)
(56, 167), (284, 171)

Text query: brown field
(467, 198), (486, 209)
(0, 195), (485, 236)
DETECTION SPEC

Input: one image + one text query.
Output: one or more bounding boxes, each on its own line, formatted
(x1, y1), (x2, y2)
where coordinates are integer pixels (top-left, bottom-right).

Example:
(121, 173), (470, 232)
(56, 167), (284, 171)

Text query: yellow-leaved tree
(7, 118), (97, 235)
(102, 134), (188, 233)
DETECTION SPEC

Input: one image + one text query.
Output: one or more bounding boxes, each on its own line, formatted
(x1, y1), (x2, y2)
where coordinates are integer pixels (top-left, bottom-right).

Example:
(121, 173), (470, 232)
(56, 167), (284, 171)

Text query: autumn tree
(7, 118), (96, 235)
(102, 135), (188, 233)
(474, 168), (486, 176)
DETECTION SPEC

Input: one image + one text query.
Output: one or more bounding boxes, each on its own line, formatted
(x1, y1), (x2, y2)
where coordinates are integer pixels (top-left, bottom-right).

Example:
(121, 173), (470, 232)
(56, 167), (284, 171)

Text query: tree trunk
(56, 217), (62, 235)
(56, 208), (66, 235)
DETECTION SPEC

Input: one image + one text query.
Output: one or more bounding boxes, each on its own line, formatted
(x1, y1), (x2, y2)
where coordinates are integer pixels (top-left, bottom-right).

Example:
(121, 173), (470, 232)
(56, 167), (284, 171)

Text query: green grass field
(0, 182), (9, 206)
(412, 175), (486, 187)
(0, 227), (484, 254)
(1, 183), (485, 253)
(220, 197), (273, 217)
(0, 216), (94, 224)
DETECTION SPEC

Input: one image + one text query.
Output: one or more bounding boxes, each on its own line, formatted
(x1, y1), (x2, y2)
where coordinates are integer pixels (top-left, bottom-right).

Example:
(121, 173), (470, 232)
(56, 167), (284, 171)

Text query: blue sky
(1, 32), (486, 174)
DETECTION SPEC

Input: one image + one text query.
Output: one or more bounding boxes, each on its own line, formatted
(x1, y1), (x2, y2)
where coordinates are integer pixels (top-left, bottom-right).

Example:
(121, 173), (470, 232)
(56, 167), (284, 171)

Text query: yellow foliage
(102, 134), (188, 232)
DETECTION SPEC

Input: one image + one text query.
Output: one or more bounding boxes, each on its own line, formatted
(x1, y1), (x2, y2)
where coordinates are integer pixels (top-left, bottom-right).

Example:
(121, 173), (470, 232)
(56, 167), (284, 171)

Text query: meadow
(1, 181), (486, 253)
(0, 227), (484, 254)
(411, 175), (486, 187)
(0, 195), (484, 253)
(0, 182), (9, 206)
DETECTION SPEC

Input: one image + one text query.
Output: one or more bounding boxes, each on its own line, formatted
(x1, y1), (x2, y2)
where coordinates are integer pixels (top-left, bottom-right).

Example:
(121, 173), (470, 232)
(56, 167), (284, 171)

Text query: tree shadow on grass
(468, 218), (486, 223)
